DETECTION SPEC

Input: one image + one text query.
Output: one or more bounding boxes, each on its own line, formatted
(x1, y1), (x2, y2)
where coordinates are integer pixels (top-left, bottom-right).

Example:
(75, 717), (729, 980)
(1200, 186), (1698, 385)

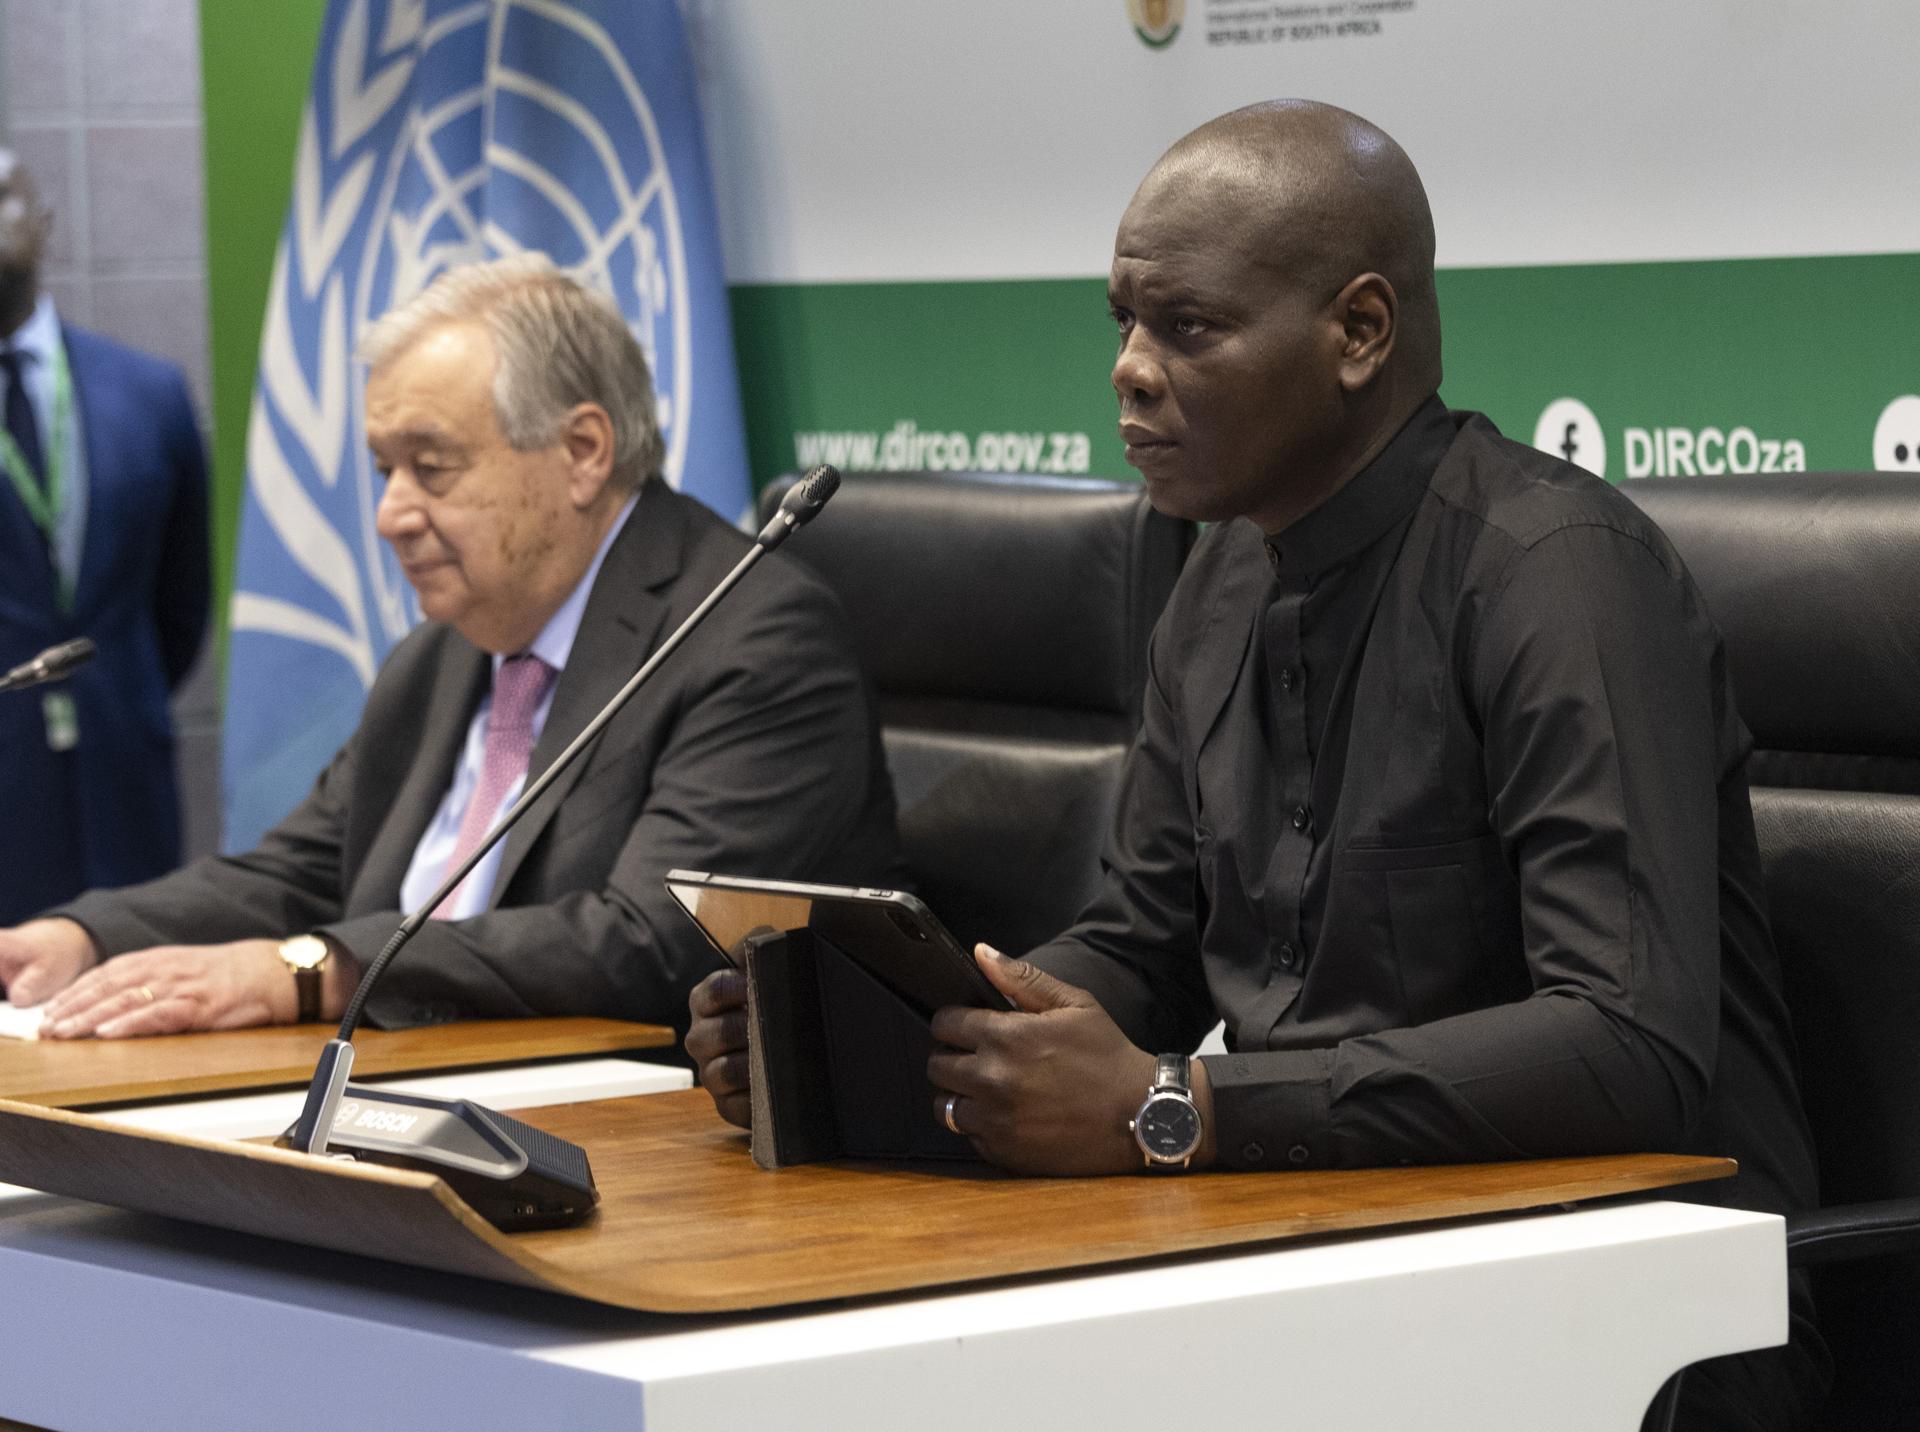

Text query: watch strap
(1154, 1052), (1191, 1094)
(278, 935), (330, 1024)
(292, 966), (321, 1024)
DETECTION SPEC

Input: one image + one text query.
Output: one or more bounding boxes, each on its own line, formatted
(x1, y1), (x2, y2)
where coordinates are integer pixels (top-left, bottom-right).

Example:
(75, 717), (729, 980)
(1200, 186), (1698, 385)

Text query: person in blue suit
(0, 148), (210, 925)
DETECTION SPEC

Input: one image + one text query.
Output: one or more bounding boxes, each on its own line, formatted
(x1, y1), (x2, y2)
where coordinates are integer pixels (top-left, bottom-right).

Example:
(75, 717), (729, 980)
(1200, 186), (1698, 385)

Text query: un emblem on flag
(359, 1), (697, 487)
(243, 0), (699, 679)
(227, 0), (748, 849)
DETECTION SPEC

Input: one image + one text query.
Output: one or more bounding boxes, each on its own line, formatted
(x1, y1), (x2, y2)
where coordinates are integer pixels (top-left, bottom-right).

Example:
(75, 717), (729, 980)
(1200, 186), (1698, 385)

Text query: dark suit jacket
(0, 325), (209, 924)
(60, 479), (903, 1034)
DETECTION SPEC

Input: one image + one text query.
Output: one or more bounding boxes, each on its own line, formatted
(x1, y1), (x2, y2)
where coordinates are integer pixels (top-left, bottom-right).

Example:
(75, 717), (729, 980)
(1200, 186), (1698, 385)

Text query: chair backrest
(1627, 473), (1920, 1426)
(761, 471), (1194, 954)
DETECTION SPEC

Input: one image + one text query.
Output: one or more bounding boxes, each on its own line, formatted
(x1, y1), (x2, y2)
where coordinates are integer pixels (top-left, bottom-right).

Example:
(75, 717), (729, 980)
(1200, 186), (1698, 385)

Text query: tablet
(663, 870), (1014, 1018)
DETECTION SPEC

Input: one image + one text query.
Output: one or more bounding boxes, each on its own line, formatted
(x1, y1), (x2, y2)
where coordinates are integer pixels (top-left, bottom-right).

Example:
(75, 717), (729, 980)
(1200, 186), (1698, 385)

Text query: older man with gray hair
(0, 254), (902, 1040)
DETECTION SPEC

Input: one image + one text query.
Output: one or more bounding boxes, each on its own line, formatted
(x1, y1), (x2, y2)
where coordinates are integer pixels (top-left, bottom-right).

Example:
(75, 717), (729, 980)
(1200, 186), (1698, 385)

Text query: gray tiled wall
(1, 0), (222, 865)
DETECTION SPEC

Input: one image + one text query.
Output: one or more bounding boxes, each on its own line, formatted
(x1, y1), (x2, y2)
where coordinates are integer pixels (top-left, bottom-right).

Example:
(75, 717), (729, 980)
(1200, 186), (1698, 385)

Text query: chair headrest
(1624, 473), (1920, 762)
(761, 471), (1194, 717)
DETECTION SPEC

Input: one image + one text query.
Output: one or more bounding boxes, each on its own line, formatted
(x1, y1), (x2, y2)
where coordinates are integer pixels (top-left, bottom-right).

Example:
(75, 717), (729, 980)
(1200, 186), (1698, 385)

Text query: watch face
(281, 936), (330, 972)
(1137, 1093), (1201, 1160)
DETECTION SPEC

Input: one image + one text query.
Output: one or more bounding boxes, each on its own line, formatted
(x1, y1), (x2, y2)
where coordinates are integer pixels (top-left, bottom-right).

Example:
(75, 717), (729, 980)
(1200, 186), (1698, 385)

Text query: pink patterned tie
(433, 653), (556, 917)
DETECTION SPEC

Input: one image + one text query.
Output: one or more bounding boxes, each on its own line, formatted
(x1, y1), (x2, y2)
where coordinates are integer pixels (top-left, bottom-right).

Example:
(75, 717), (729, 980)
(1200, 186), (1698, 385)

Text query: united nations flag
(222, 0), (752, 848)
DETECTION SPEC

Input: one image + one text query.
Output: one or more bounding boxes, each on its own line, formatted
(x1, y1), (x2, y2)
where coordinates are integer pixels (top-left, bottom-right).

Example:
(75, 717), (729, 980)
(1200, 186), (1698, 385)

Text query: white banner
(682, 0), (1920, 282)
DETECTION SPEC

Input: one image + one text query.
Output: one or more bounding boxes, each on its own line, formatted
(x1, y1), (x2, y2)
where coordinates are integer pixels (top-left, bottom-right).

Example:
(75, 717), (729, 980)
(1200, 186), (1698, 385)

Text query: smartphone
(664, 870), (1014, 1018)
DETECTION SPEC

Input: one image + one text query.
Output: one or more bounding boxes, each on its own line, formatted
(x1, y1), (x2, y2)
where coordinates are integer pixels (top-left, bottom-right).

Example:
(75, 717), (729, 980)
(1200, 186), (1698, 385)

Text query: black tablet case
(741, 926), (976, 1169)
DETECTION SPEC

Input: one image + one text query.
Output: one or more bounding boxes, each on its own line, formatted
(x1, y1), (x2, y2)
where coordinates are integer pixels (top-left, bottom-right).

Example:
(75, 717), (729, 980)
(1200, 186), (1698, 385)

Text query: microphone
(0, 638), (96, 693)
(281, 467), (842, 1230)
(755, 463), (840, 549)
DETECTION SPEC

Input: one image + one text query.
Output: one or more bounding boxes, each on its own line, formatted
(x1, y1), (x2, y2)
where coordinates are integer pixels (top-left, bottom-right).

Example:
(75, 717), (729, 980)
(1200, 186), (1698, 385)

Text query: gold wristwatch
(277, 934), (331, 1024)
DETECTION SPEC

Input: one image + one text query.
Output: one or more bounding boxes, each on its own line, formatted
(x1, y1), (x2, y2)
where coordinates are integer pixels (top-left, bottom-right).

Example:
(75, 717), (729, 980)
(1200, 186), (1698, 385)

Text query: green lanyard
(0, 341), (74, 612)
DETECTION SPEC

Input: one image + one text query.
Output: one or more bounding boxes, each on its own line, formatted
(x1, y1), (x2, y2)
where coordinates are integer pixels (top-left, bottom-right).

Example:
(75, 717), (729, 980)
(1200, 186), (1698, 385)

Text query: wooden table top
(0, 1087), (1737, 1314)
(0, 1017), (671, 1108)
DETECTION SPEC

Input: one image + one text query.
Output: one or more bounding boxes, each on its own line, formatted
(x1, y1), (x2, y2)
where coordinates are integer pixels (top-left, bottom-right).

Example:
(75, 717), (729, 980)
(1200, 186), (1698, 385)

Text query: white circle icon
(1873, 395), (1920, 471)
(1534, 398), (1607, 479)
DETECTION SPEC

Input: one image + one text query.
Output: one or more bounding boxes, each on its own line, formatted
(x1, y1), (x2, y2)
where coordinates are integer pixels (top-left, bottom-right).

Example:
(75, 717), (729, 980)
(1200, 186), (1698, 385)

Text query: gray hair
(358, 253), (664, 491)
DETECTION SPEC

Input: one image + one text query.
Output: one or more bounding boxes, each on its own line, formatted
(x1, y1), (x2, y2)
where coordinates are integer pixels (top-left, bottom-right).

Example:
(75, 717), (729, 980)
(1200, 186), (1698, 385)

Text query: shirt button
(1276, 942), (1297, 969)
(1291, 804), (1311, 832)
(1288, 1144), (1311, 1166)
(1279, 665), (1297, 693)
(1242, 1142), (1266, 1164)
(1264, 543), (1281, 571)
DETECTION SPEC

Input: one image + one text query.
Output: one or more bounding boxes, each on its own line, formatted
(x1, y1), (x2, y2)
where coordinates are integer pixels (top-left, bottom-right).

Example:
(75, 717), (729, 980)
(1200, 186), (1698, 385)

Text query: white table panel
(0, 1191), (1782, 1432)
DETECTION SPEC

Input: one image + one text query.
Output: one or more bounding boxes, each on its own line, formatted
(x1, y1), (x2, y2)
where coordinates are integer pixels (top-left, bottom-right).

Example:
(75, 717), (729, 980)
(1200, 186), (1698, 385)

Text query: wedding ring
(942, 1094), (962, 1136)
(137, 986), (156, 1005)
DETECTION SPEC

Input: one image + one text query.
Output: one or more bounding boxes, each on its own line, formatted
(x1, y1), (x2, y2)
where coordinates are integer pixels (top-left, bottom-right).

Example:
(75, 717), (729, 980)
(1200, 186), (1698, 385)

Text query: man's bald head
(1129, 100), (1441, 386)
(1108, 101), (1444, 534)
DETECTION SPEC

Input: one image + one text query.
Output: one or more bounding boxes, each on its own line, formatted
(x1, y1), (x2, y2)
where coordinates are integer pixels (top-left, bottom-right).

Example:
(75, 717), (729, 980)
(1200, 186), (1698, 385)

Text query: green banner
(730, 280), (1122, 486)
(1441, 253), (1920, 479)
(732, 251), (1920, 490)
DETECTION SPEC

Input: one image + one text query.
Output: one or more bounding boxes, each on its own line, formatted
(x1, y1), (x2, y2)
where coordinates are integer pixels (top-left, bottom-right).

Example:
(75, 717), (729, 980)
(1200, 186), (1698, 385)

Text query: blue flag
(223, 0), (751, 850)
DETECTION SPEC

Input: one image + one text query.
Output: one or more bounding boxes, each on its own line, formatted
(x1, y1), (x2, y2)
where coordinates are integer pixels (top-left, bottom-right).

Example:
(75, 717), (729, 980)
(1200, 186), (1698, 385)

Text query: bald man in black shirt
(691, 100), (1827, 1429)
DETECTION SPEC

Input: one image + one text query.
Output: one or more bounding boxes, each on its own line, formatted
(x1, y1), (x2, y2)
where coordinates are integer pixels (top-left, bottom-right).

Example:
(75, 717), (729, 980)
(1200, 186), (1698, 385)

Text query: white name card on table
(0, 1002), (45, 1041)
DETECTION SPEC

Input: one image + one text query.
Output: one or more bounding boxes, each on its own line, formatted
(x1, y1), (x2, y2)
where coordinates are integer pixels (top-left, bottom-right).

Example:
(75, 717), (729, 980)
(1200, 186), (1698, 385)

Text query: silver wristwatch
(1130, 1053), (1202, 1169)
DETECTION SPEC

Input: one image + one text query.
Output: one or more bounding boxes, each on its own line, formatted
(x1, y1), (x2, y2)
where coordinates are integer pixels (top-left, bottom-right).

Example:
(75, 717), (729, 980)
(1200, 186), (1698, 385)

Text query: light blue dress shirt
(398, 491), (639, 919)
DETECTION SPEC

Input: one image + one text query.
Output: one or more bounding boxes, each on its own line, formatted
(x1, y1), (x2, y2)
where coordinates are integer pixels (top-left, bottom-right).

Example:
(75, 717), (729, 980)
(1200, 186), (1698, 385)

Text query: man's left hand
(40, 940), (294, 1039)
(927, 946), (1160, 1176)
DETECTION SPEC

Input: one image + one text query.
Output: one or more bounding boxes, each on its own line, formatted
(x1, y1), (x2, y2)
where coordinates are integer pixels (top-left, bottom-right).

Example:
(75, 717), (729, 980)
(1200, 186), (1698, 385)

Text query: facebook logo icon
(1534, 398), (1607, 478)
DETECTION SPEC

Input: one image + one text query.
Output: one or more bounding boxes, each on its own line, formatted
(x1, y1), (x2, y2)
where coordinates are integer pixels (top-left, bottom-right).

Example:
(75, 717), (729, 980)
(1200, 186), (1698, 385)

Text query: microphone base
(278, 1084), (599, 1231)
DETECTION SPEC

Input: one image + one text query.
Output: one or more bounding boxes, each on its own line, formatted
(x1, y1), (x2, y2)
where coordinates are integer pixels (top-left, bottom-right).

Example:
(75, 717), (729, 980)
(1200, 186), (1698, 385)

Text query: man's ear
(560, 402), (617, 508)
(1333, 272), (1397, 393)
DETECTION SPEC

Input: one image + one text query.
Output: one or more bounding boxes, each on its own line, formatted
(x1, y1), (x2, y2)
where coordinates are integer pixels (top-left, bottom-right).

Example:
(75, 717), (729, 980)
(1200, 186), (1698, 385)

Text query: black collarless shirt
(1032, 403), (1819, 1233)
(1203, 398), (1456, 1047)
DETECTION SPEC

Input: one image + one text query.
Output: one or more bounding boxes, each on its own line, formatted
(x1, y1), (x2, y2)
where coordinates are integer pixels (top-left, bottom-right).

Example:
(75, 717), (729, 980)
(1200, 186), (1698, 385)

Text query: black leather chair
(760, 470), (1195, 954)
(1627, 473), (1920, 1430)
